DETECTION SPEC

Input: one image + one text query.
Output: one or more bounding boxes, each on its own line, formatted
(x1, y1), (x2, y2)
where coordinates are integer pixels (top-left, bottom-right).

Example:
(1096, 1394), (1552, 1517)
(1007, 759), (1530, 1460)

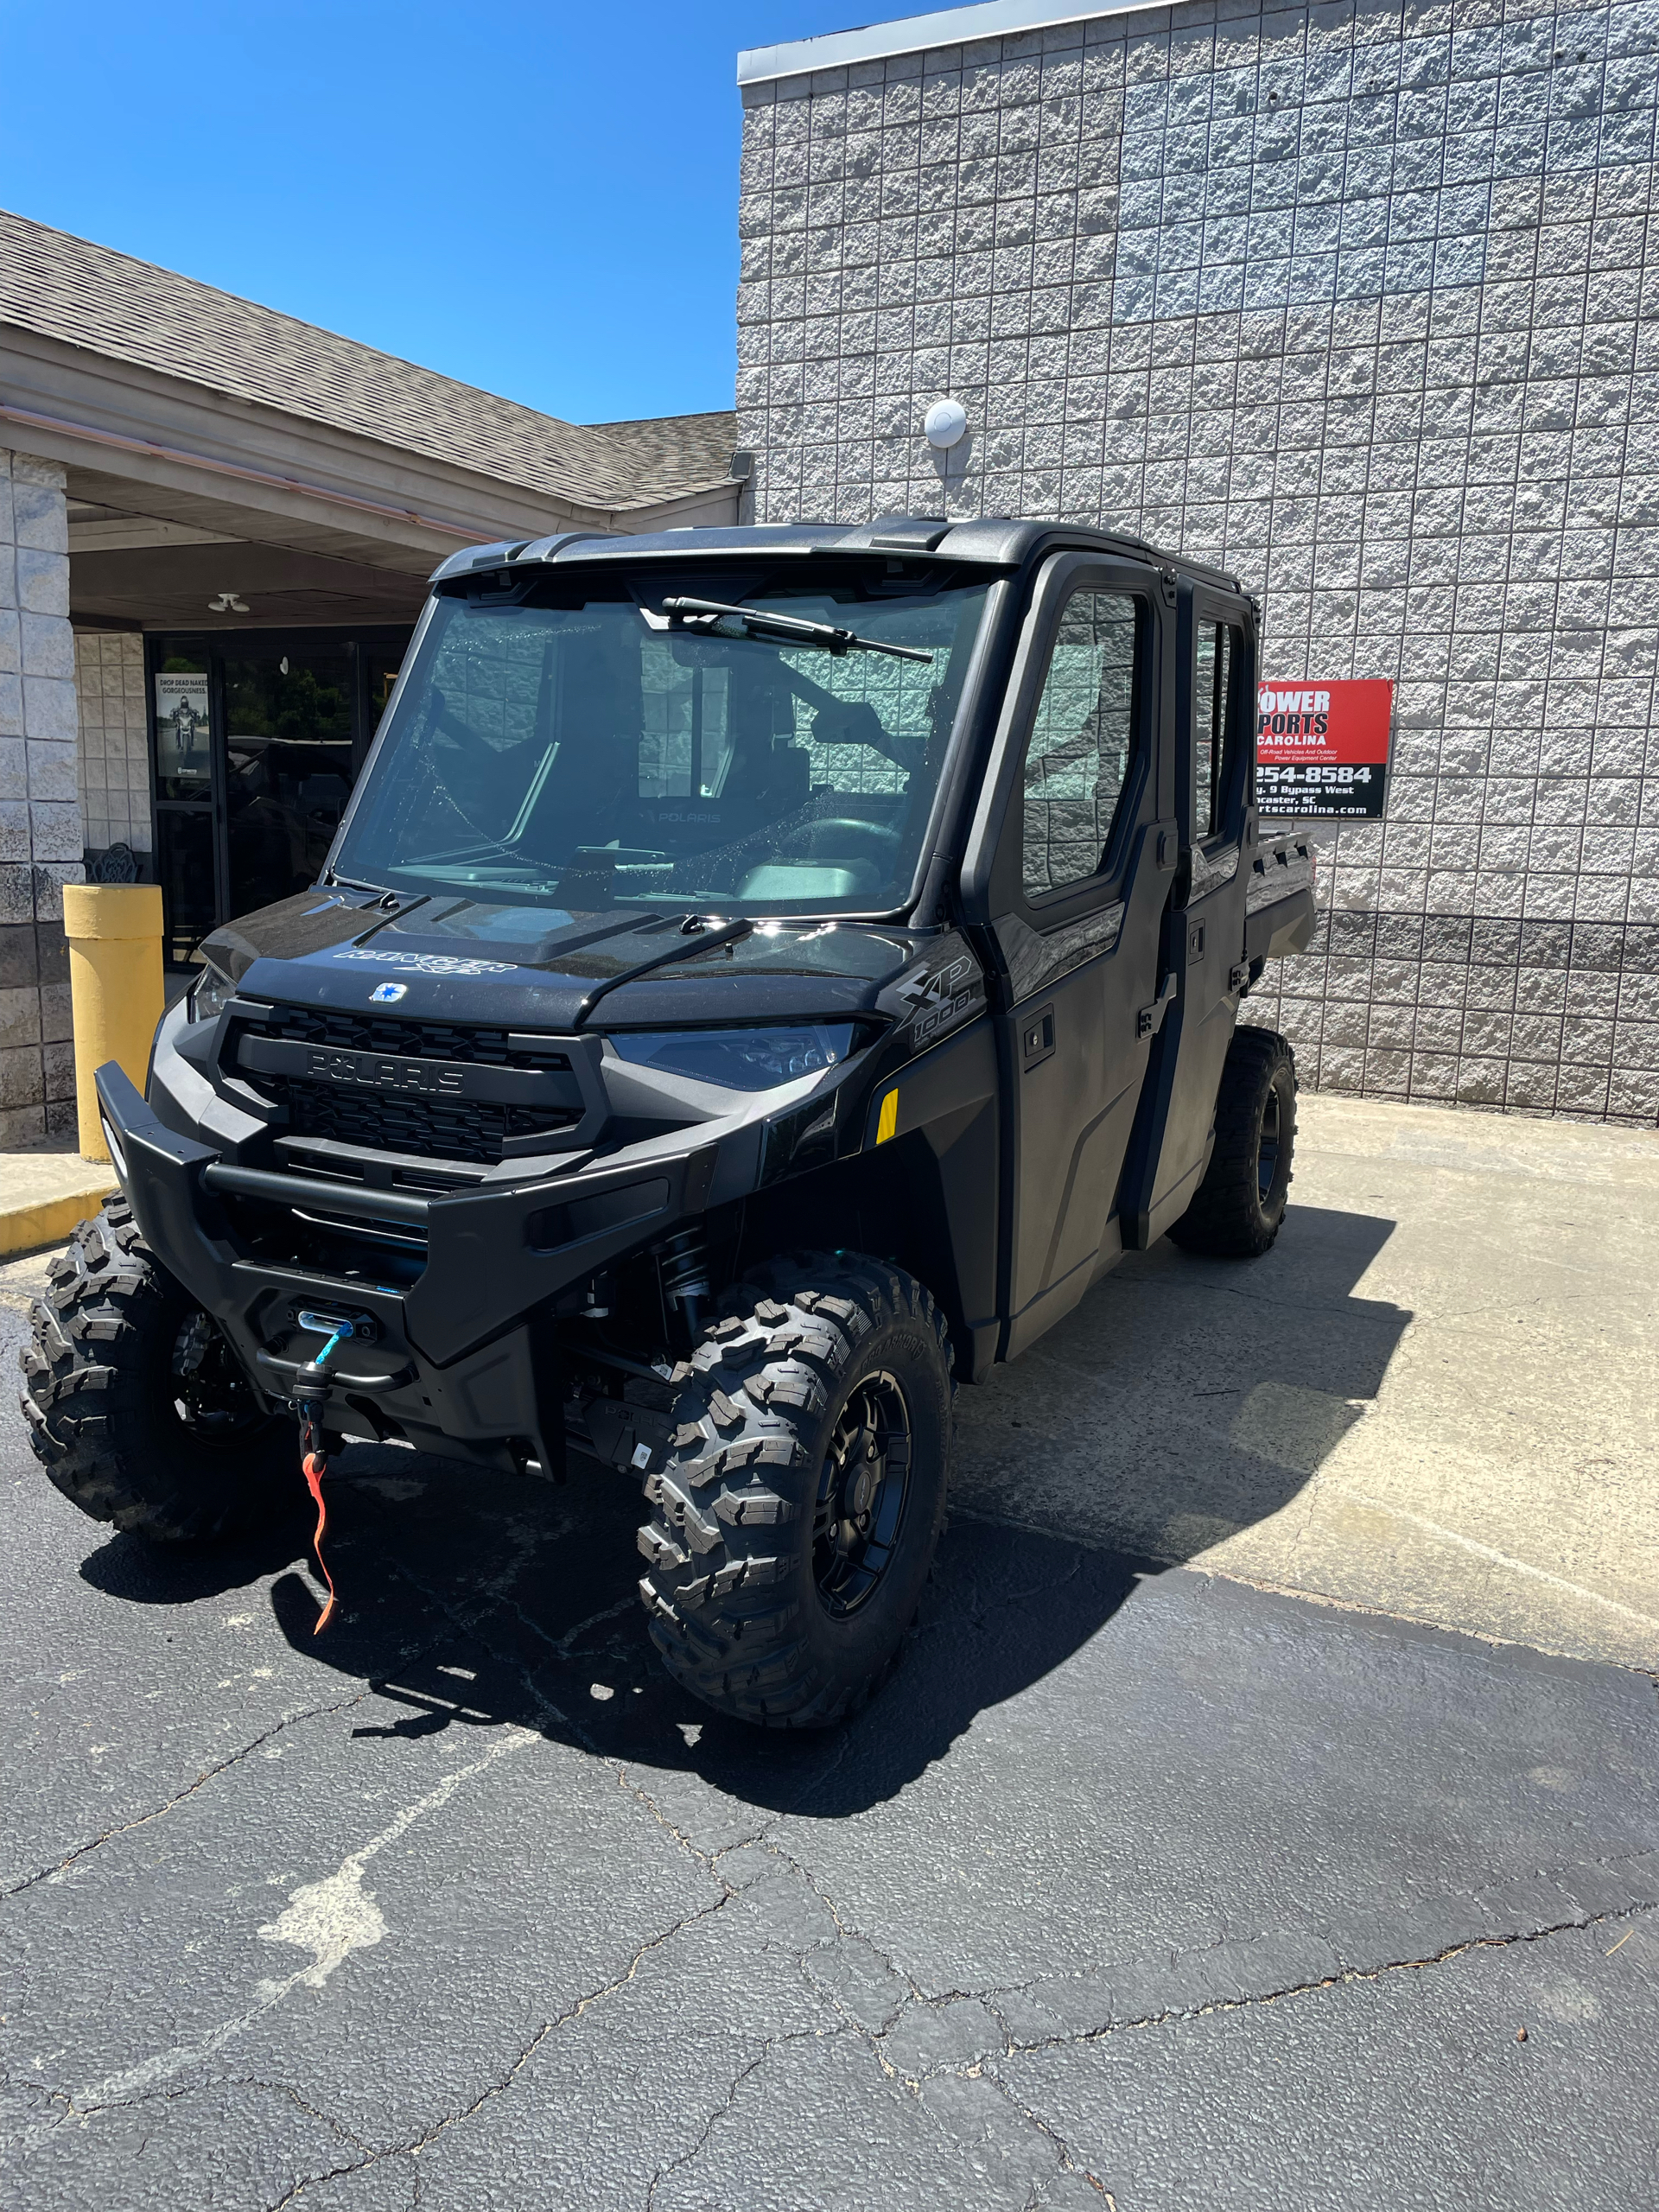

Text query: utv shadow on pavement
(73, 1201), (1411, 1817)
(951, 1199), (1412, 1571)
(77, 1509), (315, 1608)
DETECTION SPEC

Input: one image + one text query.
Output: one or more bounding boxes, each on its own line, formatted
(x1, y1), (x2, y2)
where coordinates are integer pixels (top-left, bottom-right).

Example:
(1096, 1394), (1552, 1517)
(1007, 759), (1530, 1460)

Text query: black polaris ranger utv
(22, 517), (1313, 1726)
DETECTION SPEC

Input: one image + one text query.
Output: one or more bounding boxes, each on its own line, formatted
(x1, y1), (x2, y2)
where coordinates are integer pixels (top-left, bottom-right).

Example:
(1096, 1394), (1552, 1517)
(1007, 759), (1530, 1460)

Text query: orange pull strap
(302, 1450), (338, 1634)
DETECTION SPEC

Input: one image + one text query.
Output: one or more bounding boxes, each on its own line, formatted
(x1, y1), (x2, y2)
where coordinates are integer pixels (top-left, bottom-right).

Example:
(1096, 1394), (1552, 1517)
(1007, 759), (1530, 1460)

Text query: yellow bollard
(62, 884), (166, 1164)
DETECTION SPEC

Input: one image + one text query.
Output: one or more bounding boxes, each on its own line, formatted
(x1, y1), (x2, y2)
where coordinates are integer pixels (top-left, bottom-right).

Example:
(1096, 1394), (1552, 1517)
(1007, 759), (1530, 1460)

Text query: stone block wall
(0, 447), (82, 1143)
(75, 632), (151, 864)
(736, 0), (1659, 1122)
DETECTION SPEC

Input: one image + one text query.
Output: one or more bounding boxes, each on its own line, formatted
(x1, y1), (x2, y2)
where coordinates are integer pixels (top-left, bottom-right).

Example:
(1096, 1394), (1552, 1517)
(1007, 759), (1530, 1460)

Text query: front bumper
(94, 1063), (719, 1478)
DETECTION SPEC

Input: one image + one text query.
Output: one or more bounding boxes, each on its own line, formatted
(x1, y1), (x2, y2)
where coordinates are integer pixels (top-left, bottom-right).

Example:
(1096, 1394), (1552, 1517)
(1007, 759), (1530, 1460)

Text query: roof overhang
(1, 322), (740, 575)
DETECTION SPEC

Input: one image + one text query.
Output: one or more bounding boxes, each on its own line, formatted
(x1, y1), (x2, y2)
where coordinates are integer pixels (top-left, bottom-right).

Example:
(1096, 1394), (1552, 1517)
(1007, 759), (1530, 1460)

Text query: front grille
(255, 1004), (571, 1071)
(276, 1077), (577, 1164)
(233, 1003), (584, 1166)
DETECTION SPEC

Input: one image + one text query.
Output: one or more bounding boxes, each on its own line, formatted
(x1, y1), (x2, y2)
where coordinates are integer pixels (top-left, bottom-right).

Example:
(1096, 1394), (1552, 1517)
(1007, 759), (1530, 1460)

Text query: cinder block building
(734, 0), (1659, 1122)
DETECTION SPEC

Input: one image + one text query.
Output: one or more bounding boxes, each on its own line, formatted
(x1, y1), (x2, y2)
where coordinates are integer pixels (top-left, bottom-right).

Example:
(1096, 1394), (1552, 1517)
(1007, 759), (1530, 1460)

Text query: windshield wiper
(663, 597), (934, 665)
(573, 916), (755, 1028)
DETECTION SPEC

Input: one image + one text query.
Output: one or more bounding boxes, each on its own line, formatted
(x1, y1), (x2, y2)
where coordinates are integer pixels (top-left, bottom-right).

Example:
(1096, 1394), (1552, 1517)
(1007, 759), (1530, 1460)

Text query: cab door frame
(1116, 579), (1259, 1247)
(957, 550), (1179, 1359)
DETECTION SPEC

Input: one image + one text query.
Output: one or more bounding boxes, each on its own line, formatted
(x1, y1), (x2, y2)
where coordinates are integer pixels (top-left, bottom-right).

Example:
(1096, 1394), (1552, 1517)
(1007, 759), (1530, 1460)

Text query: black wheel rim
(1256, 1084), (1282, 1205)
(813, 1370), (912, 1618)
(168, 1310), (267, 1447)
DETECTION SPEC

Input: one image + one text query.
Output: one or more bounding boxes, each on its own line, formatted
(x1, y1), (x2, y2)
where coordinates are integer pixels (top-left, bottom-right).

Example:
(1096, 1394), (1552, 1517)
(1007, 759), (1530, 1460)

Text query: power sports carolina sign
(1255, 678), (1394, 820)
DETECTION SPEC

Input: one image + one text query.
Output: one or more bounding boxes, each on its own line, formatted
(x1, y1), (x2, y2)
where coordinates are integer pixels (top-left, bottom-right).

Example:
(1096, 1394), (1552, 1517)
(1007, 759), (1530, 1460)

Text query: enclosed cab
(23, 518), (1314, 1726)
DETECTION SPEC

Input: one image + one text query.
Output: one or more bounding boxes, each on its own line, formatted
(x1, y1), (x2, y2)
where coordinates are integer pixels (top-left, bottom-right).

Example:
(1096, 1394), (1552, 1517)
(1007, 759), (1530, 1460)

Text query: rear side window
(1021, 591), (1141, 903)
(1194, 619), (1246, 840)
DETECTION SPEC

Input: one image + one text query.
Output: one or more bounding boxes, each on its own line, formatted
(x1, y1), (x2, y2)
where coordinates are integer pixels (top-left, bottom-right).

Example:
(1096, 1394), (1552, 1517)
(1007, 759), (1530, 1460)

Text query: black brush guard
(94, 1064), (717, 1482)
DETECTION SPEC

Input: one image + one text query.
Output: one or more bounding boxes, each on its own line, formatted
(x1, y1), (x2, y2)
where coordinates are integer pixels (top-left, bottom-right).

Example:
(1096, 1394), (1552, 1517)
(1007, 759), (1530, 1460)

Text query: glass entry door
(151, 649), (217, 963)
(222, 648), (356, 909)
(149, 626), (411, 962)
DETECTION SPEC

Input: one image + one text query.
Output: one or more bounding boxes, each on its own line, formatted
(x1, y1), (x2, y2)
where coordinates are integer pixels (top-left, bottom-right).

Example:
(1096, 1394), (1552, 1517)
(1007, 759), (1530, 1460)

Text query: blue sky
(0, 2), (866, 425)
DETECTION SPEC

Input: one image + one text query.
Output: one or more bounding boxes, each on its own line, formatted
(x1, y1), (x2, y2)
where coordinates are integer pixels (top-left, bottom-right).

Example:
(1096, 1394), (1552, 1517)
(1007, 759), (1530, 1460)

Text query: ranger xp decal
(333, 950), (518, 976)
(891, 953), (980, 1051)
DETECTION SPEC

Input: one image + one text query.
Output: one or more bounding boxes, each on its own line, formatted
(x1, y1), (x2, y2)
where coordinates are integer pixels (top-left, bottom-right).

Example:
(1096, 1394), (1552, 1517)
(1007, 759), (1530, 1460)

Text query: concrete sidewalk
(0, 1135), (115, 1261)
(956, 1092), (1659, 1671)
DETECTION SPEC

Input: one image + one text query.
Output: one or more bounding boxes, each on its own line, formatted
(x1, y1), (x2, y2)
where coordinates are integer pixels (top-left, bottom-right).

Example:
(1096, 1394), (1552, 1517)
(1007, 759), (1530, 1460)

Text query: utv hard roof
(428, 514), (1247, 597)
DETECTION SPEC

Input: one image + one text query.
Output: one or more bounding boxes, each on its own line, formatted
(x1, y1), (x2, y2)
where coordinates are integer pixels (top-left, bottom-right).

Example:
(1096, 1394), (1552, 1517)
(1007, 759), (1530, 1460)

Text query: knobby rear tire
(1167, 1025), (1298, 1259)
(637, 1250), (953, 1730)
(19, 1197), (292, 1543)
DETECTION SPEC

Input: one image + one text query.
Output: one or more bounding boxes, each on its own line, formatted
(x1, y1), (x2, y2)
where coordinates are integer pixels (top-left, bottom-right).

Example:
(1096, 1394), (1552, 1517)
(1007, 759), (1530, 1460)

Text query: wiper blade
(663, 597), (934, 665)
(572, 916), (755, 1028)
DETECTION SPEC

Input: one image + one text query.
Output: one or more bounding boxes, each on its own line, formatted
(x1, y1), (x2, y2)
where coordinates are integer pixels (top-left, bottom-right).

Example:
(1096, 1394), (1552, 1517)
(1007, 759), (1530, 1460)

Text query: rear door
(1118, 583), (1256, 1246)
(960, 553), (1178, 1359)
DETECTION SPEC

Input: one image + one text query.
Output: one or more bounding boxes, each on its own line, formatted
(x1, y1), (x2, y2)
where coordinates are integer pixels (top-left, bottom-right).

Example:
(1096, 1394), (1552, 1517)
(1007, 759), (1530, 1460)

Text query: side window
(1193, 619), (1246, 840)
(1021, 591), (1141, 904)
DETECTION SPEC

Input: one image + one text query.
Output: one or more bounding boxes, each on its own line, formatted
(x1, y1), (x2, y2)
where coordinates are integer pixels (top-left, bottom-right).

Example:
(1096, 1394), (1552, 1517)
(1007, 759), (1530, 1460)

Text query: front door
(961, 553), (1177, 1360)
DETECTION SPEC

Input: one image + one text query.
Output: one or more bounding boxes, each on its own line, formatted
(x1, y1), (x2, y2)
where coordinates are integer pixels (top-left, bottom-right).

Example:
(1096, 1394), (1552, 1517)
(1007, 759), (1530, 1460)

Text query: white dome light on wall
(924, 398), (968, 449)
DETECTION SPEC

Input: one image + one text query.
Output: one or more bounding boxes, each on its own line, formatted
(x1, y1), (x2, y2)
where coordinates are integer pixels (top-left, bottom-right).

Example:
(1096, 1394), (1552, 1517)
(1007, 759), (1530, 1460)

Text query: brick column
(0, 448), (83, 1143)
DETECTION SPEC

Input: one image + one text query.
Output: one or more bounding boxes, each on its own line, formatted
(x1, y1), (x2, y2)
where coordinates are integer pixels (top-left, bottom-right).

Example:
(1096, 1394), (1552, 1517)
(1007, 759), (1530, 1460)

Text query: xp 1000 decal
(1255, 678), (1394, 820)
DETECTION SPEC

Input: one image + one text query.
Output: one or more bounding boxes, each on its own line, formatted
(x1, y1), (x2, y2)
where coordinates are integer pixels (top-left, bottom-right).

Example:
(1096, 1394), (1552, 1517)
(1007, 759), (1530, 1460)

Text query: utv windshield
(330, 564), (994, 917)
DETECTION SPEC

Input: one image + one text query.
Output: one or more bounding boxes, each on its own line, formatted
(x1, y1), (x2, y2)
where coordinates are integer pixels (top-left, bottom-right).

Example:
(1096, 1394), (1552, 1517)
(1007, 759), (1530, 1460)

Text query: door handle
(1020, 1003), (1056, 1069)
(1137, 974), (1177, 1039)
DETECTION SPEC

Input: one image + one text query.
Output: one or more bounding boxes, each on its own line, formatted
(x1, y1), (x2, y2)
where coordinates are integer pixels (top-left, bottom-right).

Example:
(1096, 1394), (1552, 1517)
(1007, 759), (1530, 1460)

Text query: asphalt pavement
(2, 1117), (1656, 2209)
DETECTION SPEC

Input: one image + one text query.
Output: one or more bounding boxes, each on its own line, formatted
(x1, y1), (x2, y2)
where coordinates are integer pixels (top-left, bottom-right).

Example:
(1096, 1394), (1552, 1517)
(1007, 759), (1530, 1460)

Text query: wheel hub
(1256, 1087), (1281, 1203)
(813, 1370), (912, 1618)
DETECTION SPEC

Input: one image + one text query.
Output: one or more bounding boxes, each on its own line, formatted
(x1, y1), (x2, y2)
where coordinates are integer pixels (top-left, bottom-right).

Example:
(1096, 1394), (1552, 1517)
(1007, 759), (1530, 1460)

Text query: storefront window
(146, 625), (413, 959)
(366, 654), (403, 735)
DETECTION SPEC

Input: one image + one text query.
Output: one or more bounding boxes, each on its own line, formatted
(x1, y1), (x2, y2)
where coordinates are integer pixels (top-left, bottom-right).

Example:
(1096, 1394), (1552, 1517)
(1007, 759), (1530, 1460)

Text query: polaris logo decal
(369, 982), (408, 1004)
(334, 950), (517, 977)
(306, 1048), (466, 1095)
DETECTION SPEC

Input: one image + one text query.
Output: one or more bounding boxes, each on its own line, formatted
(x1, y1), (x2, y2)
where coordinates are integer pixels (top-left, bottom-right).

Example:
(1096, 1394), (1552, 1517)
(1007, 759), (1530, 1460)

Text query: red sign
(1255, 678), (1394, 819)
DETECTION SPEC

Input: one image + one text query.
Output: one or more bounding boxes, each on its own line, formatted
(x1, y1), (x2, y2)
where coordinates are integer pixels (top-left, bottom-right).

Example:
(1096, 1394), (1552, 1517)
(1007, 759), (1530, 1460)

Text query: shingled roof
(0, 207), (739, 513)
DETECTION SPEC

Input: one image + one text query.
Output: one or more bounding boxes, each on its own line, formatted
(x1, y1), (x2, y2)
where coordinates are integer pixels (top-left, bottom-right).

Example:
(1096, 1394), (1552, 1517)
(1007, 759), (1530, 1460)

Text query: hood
(203, 891), (928, 1031)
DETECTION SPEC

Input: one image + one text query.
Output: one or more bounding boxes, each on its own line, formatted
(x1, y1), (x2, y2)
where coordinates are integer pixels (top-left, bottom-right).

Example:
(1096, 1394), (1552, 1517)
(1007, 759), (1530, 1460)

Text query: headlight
(611, 1024), (856, 1091)
(188, 960), (238, 1024)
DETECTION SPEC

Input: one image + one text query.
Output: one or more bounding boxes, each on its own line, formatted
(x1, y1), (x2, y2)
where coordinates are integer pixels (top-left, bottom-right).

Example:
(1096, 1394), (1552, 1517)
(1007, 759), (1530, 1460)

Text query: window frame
(960, 552), (1162, 937)
(1017, 584), (1151, 912)
(1185, 588), (1255, 855)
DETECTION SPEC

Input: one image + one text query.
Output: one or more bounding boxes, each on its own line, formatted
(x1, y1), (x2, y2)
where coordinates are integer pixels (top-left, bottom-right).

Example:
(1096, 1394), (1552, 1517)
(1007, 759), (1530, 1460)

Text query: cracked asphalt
(3, 1179), (1657, 2208)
